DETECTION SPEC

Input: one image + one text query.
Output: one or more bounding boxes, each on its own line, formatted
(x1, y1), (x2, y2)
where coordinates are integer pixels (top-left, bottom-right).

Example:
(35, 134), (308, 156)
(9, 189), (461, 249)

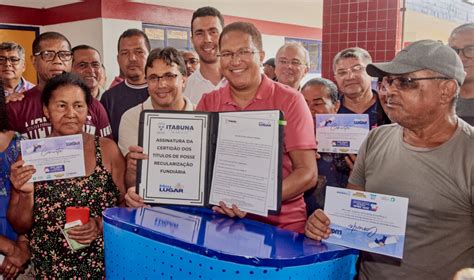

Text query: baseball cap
(366, 39), (466, 85)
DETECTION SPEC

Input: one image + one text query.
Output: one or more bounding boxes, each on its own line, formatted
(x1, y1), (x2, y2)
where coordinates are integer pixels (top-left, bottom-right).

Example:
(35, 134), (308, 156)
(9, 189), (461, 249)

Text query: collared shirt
(183, 68), (226, 105)
(338, 90), (390, 129)
(118, 96), (195, 156)
(4, 77), (35, 96)
(197, 75), (316, 233)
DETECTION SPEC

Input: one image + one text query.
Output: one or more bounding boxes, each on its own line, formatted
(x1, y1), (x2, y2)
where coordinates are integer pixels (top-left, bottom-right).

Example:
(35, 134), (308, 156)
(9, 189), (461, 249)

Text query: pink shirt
(197, 75), (316, 233)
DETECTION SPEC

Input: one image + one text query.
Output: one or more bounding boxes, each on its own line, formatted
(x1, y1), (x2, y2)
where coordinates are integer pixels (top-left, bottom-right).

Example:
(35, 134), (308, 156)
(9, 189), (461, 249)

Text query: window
(285, 38), (322, 73)
(143, 24), (193, 50)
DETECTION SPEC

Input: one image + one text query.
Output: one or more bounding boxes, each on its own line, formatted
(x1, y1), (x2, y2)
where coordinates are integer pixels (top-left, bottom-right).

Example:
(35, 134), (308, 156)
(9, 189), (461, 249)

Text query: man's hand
(124, 187), (147, 208)
(125, 146), (148, 188)
(5, 92), (25, 103)
(212, 201), (247, 219)
(344, 154), (357, 172)
(305, 209), (331, 241)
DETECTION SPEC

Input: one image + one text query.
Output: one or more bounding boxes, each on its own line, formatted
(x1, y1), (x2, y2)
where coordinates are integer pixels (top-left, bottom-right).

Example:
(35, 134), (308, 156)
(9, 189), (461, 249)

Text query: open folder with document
(136, 110), (284, 216)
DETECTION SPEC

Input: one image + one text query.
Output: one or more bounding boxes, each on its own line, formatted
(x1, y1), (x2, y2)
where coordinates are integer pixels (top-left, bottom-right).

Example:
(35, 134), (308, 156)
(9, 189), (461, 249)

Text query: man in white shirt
(183, 6), (226, 104)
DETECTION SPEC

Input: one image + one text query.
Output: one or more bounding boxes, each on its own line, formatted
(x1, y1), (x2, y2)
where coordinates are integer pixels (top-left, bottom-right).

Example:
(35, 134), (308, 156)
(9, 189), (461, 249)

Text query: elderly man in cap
(305, 40), (473, 279)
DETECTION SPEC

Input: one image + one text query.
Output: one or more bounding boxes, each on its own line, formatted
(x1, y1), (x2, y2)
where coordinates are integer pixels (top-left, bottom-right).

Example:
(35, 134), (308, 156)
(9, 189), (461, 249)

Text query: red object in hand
(66, 207), (90, 224)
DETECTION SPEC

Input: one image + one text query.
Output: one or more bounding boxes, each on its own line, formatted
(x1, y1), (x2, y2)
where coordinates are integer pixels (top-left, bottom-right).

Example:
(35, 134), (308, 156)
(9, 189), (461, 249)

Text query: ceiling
(0, 0), (81, 9)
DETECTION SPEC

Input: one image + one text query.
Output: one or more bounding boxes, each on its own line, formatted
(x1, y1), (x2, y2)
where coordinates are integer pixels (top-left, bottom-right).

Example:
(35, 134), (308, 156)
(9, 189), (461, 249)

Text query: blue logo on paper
(159, 183), (184, 193)
(331, 228), (343, 238)
(331, 140), (350, 147)
(350, 199), (378, 211)
(44, 165), (65, 173)
(353, 118), (368, 125)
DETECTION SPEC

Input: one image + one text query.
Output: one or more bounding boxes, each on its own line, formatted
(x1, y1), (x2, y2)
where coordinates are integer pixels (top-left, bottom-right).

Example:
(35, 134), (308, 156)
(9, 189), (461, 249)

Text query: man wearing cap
(305, 40), (473, 279)
(263, 58), (277, 81)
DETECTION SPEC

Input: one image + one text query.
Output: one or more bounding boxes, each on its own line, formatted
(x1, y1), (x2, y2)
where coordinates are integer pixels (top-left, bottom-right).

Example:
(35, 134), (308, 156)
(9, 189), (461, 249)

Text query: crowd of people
(0, 5), (472, 279)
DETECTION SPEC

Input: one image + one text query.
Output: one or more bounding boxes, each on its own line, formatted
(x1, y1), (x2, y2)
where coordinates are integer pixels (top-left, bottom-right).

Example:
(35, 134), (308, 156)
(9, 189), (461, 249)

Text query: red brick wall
(321, 0), (404, 79)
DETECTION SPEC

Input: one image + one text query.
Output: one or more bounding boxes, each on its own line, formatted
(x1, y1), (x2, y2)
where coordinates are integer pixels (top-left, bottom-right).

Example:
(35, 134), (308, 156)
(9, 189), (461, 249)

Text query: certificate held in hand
(136, 110), (284, 217)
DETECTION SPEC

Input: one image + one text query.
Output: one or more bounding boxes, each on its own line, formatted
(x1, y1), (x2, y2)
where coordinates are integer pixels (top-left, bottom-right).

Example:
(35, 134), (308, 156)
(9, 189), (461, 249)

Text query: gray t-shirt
(456, 97), (474, 125)
(350, 120), (474, 280)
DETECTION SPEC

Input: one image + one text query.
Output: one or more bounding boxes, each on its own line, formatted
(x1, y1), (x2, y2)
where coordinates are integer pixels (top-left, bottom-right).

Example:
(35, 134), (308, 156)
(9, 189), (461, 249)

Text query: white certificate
(209, 111), (280, 217)
(315, 114), (370, 154)
(138, 112), (209, 206)
(324, 186), (409, 259)
(21, 134), (85, 182)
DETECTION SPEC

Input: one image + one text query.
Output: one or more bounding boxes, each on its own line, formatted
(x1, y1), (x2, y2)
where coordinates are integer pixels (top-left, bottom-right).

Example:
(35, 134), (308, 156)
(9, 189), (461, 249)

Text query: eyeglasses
(217, 49), (259, 60)
(335, 64), (365, 78)
(451, 46), (474, 58)
(34, 50), (72, 62)
(382, 76), (451, 91)
(277, 58), (305, 67)
(147, 73), (179, 84)
(185, 58), (199, 65)
(75, 61), (101, 70)
(0, 56), (21, 65)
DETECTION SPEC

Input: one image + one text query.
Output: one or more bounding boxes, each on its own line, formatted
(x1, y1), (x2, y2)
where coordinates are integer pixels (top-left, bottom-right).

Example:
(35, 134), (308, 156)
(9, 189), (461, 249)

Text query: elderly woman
(0, 85), (29, 279)
(8, 73), (125, 278)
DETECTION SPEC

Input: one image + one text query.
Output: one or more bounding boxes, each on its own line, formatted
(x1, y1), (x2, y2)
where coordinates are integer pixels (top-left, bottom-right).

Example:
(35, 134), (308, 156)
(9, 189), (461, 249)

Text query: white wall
(41, 18), (103, 54)
(132, 0), (324, 29)
(404, 10), (459, 43)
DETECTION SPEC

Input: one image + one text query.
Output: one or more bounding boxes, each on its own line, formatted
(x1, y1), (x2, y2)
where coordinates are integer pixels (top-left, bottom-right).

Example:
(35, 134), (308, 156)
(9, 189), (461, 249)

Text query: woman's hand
(10, 160), (35, 194)
(67, 217), (102, 244)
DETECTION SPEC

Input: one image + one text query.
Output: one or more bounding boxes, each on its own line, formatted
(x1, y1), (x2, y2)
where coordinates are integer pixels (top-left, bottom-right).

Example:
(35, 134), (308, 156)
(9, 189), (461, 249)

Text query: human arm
(305, 143), (367, 240)
(344, 154), (357, 172)
(5, 92), (25, 104)
(7, 159), (35, 234)
(281, 149), (317, 201)
(100, 138), (126, 206)
(124, 145), (148, 208)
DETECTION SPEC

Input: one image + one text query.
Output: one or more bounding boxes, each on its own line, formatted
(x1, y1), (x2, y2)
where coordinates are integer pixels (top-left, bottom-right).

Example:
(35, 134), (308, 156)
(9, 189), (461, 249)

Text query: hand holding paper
(9, 160), (35, 194)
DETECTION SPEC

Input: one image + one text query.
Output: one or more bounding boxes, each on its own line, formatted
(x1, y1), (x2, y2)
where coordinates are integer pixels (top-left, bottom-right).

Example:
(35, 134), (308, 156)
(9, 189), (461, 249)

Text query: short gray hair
(0, 42), (25, 60)
(450, 23), (474, 37)
(301, 77), (339, 104)
(333, 47), (372, 71)
(277, 42), (310, 66)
